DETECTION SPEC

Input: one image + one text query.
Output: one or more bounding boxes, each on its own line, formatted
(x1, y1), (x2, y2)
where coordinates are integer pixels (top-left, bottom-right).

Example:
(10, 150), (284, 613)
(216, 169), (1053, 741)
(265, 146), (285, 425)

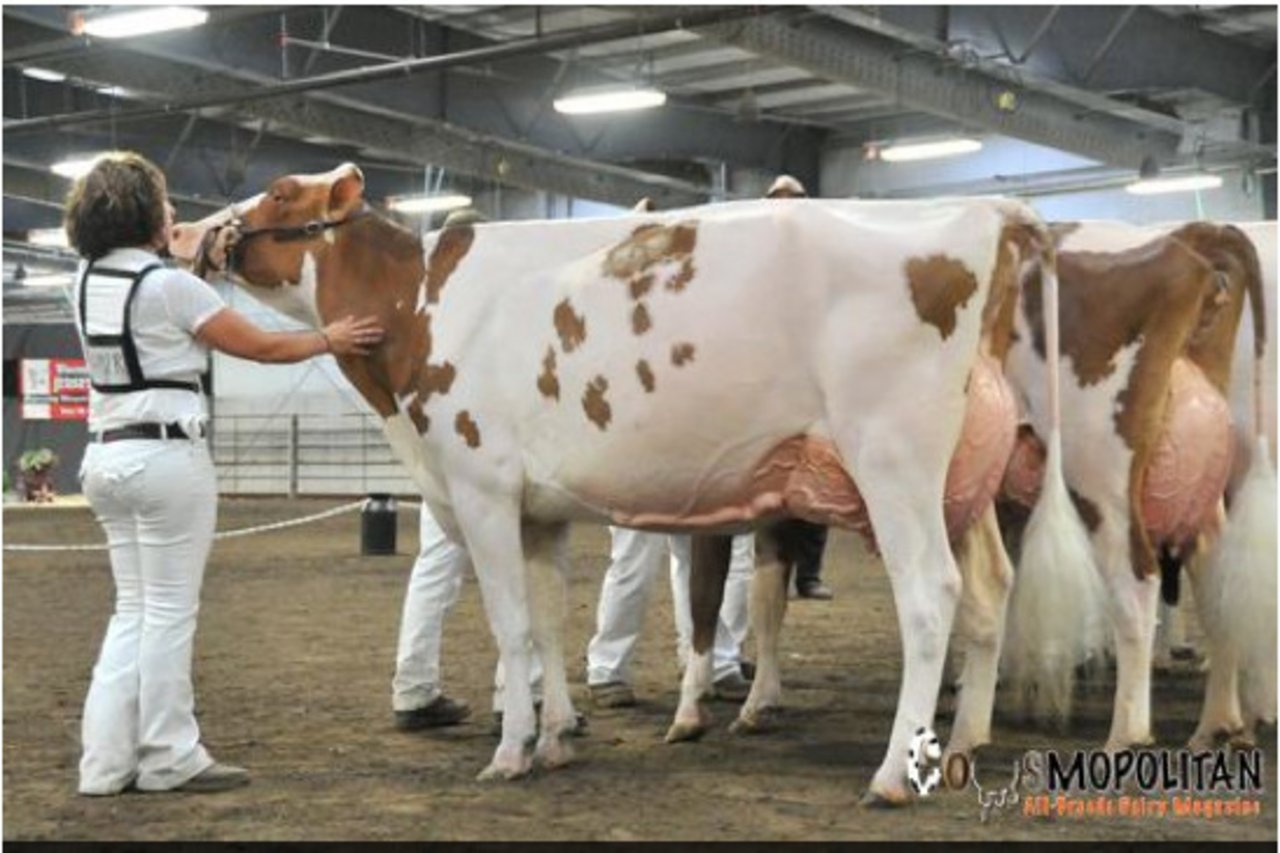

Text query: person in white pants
(393, 503), (550, 730)
(70, 152), (383, 795)
(586, 529), (755, 707)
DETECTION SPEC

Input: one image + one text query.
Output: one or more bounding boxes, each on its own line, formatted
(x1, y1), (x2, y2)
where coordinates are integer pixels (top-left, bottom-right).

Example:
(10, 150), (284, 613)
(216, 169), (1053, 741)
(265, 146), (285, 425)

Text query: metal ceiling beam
(6, 7), (764, 136)
(695, 13), (1185, 167)
(4, 158), (224, 217)
(6, 49), (718, 208)
(3, 6), (301, 67)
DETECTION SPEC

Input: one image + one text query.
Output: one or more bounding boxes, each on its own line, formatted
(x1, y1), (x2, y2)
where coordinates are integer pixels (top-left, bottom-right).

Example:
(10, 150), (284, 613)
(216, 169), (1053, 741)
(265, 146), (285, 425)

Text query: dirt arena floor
(4, 497), (1276, 841)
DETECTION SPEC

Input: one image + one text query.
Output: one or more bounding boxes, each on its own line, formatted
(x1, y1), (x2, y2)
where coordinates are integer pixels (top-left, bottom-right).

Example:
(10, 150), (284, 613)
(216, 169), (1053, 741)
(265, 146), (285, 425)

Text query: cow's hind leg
(947, 504), (1013, 759)
(851, 444), (960, 807)
(731, 522), (792, 735)
(452, 490), (538, 781)
(666, 534), (729, 743)
(1096, 520), (1160, 752)
(525, 522), (578, 769)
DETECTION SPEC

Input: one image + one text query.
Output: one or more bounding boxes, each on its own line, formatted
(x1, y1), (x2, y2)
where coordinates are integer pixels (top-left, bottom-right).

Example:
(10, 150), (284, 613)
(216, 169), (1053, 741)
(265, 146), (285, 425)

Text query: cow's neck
(316, 214), (430, 420)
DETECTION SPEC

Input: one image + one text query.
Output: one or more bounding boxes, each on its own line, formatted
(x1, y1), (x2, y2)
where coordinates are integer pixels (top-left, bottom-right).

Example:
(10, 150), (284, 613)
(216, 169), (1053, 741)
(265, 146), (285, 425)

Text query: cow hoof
(859, 789), (909, 809)
(477, 746), (533, 781)
(1228, 730), (1257, 752)
(729, 706), (783, 735)
(535, 733), (576, 770)
(664, 719), (708, 743)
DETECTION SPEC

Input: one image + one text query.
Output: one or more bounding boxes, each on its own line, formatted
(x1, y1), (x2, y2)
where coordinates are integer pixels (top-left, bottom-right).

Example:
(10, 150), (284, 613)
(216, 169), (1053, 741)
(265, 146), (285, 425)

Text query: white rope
(4, 500), (369, 552)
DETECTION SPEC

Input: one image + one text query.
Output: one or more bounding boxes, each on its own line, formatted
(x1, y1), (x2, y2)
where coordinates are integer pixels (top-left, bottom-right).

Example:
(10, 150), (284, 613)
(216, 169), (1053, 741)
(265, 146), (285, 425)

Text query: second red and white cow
(172, 165), (1086, 803)
(1001, 220), (1272, 751)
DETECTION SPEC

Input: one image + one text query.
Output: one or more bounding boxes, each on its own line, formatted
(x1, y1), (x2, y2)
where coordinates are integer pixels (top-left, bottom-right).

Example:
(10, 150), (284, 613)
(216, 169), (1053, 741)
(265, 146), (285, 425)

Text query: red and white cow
(172, 164), (1087, 803)
(1001, 220), (1272, 751)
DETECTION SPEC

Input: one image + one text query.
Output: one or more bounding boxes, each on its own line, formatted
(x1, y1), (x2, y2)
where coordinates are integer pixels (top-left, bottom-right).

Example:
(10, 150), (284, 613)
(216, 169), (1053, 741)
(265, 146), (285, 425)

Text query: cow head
(170, 163), (367, 325)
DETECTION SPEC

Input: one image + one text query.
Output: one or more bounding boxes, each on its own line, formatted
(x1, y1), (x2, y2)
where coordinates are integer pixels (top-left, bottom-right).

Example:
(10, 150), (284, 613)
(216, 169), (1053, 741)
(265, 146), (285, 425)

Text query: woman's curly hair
(63, 152), (168, 261)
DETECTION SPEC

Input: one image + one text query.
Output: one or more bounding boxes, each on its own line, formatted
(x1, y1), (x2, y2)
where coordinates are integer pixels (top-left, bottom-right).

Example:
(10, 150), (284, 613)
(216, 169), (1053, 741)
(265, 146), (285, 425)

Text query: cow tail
(1201, 226), (1277, 730)
(1002, 234), (1109, 727)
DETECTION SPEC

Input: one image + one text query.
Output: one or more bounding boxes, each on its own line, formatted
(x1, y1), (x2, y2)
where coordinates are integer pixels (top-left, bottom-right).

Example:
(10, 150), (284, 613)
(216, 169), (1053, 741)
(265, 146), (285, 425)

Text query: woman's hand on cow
(322, 315), (385, 356)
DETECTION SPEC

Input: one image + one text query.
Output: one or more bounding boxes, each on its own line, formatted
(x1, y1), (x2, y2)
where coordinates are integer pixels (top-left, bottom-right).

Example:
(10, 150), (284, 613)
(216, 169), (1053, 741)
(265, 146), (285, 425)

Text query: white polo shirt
(73, 247), (227, 433)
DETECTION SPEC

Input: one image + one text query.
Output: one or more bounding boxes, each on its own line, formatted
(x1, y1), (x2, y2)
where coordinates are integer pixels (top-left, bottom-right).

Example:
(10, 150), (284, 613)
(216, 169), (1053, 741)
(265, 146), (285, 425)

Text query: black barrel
(360, 493), (398, 555)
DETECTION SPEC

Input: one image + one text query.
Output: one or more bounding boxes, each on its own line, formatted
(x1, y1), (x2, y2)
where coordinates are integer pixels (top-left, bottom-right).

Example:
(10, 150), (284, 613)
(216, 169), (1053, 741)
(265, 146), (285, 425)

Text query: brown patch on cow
(689, 535), (733, 655)
(671, 342), (696, 367)
(407, 406), (430, 435)
(1068, 488), (1102, 533)
(454, 410), (481, 448)
(553, 299), (587, 353)
(537, 346), (560, 401)
(582, 376), (611, 430)
(420, 361), (456, 397)
(666, 257), (695, 293)
(636, 359), (655, 393)
(425, 225), (475, 305)
(632, 302), (652, 335)
(603, 222), (698, 279)
(982, 225), (1038, 361)
(1029, 234), (1224, 578)
(629, 274), (655, 300)
(1168, 223), (1265, 393)
(904, 254), (979, 340)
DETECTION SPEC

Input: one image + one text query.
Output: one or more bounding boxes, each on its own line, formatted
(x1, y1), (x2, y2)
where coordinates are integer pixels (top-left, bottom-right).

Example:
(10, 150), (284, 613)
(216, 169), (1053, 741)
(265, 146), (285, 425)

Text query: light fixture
(553, 86), (667, 116)
(387, 194), (473, 214)
(50, 155), (102, 179)
(879, 138), (984, 162)
(22, 67), (66, 83)
(27, 228), (70, 248)
(20, 273), (72, 288)
(96, 84), (130, 98)
(81, 6), (209, 39)
(1125, 173), (1224, 195)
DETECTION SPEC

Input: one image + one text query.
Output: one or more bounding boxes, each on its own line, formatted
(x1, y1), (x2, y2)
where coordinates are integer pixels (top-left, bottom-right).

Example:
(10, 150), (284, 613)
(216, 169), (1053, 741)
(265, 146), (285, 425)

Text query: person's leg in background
(583, 528), (668, 707)
(393, 502), (472, 730)
(792, 521), (833, 600)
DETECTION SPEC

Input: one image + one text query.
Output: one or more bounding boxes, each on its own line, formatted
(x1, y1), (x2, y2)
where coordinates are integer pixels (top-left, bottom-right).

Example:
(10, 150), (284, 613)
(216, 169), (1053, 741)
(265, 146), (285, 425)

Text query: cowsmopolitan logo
(909, 727), (1267, 823)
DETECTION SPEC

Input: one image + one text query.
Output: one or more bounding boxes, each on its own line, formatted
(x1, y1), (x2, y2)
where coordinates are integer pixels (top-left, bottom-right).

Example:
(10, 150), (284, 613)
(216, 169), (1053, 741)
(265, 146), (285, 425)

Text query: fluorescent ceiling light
(82, 6), (209, 39)
(1125, 173), (1224, 195)
(96, 85), (130, 98)
(388, 194), (473, 214)
(554, 86), (667, 115)
(880, 138), (984, 163)
(22, 67), (66, 83)
(27, 228), (70, 248)
(50, 156), (102, 179)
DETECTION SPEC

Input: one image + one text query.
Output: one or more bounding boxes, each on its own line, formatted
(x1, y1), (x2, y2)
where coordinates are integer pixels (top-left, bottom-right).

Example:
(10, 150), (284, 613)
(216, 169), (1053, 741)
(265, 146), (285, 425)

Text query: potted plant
(17, 448), (59, 503)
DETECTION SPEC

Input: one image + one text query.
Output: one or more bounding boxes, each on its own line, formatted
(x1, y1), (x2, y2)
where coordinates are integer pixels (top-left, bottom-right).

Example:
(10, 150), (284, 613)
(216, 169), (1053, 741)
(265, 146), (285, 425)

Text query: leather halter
(194, 206), (370, 278)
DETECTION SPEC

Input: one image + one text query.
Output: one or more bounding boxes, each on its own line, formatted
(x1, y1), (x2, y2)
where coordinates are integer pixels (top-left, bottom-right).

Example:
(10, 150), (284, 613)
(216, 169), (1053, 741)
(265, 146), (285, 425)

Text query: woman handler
(67, 152), (383, 795)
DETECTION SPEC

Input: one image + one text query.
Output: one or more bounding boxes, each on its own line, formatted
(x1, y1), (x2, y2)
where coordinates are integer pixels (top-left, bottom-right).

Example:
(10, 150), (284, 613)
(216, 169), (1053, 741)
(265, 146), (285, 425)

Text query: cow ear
(328, 163), (365, 218)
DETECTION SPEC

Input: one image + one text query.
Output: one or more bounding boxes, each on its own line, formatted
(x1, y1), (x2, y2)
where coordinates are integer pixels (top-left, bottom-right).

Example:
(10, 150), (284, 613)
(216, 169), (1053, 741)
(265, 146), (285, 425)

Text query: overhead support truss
(695, 14), (1184, 167)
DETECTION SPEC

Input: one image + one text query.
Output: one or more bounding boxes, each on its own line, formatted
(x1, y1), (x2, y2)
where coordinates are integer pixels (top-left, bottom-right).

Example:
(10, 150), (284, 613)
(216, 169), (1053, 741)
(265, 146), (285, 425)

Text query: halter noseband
(194, 205), (370, 278)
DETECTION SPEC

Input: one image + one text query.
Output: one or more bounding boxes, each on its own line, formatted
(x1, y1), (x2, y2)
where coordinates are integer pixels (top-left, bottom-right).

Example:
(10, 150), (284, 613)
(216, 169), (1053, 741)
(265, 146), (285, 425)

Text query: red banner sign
(20, 359), (89, 421)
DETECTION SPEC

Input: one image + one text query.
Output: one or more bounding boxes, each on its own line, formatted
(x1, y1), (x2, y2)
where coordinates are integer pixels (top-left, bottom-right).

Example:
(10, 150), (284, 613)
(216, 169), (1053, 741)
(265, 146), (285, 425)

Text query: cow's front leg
(454, 491), (537, 781)
(857, 463), (961, 807)
(731, 523), (790, 735)
(947, 504), (1013, 759)
(524, 522), (578, 769)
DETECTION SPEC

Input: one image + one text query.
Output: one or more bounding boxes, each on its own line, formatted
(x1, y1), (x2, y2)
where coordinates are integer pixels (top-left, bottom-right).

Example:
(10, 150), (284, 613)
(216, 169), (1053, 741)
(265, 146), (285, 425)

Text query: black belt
(92, 422), (203, 443)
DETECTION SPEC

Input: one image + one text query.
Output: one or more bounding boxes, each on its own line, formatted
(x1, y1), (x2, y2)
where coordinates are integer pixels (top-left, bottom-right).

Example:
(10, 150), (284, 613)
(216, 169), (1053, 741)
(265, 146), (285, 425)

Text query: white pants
(393, 504), (542, 713)
(78, 439), (217, 795)
(586, 528), (753, 686)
